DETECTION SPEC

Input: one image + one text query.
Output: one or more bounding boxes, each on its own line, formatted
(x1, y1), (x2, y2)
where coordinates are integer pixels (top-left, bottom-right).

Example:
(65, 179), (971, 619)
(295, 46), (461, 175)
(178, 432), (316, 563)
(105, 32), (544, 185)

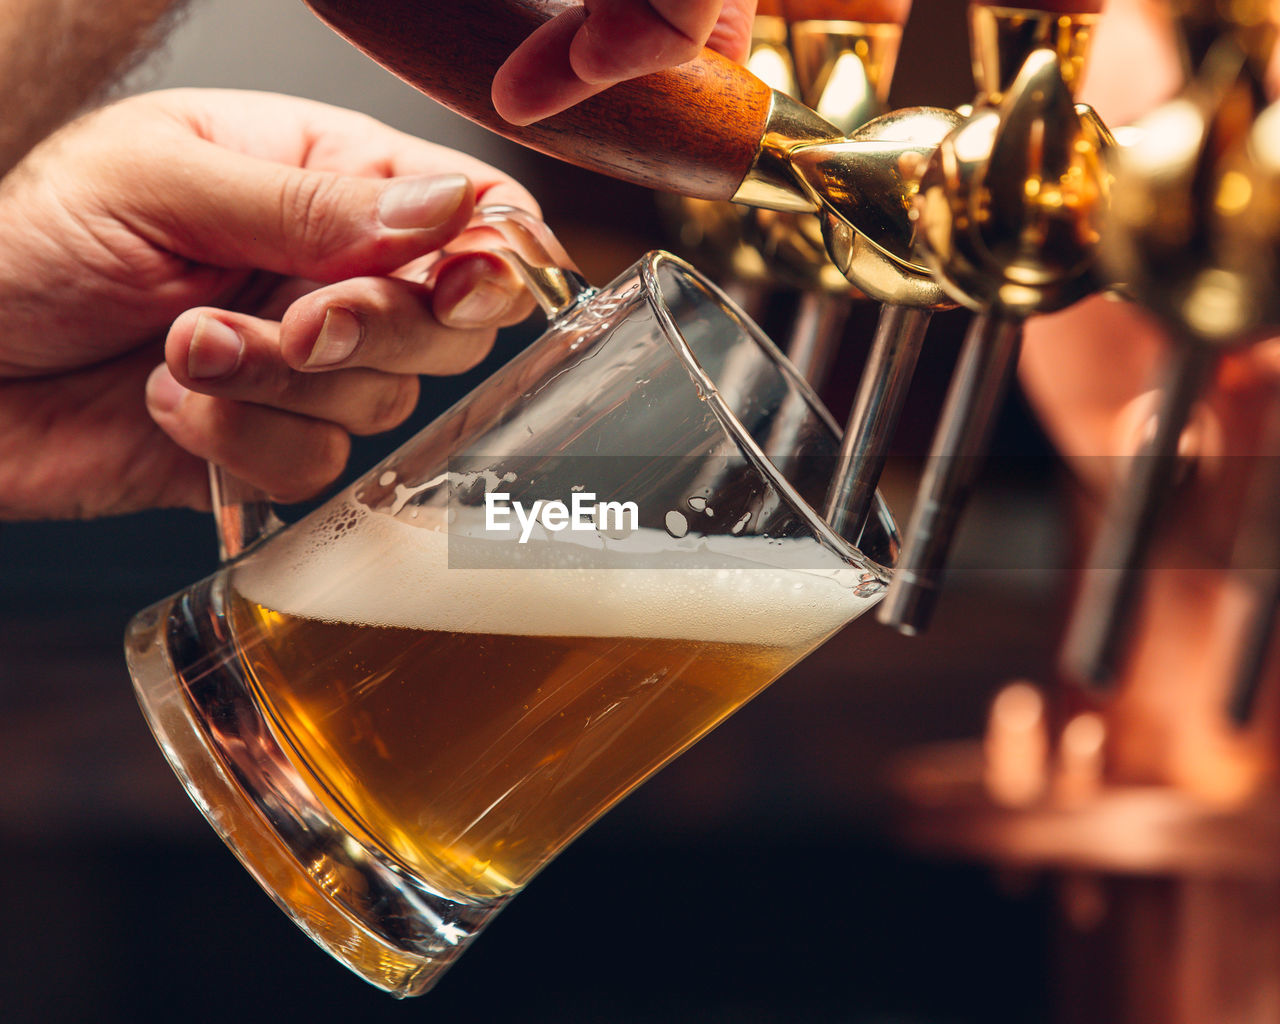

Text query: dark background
(2, 3), (1083, 1021)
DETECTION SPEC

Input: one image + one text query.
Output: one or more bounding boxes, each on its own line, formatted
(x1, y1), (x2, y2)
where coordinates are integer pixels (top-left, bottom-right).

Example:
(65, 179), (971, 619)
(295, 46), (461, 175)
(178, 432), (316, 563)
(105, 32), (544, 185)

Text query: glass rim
(637, 249), (898, 581)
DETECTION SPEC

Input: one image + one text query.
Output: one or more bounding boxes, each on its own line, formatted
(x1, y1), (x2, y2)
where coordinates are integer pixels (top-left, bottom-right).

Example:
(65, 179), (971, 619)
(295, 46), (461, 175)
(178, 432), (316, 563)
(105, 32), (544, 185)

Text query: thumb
(126, 140), (476, 281)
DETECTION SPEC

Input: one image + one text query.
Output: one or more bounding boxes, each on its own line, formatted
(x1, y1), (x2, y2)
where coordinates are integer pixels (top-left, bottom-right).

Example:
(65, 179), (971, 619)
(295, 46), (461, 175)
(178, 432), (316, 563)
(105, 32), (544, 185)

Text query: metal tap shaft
(869, 4), (1104, 631)
(1229, 572), (1280, 726)
(788, 290), (854, 387)
(878, 310), (1024, 633)
(825, 304), (933, 536)
(779, 5), (908, 393)
(1062, 341), (1217, 688)
(1226, 390), (1280, 724)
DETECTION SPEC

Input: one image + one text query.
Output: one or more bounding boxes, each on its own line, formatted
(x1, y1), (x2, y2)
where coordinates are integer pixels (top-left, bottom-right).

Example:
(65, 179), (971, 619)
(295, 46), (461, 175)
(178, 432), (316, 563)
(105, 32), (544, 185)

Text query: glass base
(124, 577), (509, 997)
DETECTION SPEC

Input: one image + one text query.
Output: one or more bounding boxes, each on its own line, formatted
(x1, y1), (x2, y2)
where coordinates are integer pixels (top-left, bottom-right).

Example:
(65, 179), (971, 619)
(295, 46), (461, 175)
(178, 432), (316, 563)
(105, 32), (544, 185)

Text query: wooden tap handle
(304, 0), (776, 200)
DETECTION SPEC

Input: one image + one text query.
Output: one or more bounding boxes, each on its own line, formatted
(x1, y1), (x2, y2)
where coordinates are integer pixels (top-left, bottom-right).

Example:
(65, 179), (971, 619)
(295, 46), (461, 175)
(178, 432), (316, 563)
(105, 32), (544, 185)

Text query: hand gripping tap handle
(305, 0), (810, 210)
(303, 0), (915, 215)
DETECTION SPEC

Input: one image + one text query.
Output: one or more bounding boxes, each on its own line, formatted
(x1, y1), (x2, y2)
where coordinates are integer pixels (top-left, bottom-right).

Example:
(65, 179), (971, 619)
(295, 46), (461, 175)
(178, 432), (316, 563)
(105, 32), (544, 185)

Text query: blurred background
(1, 3), (1089, 1021)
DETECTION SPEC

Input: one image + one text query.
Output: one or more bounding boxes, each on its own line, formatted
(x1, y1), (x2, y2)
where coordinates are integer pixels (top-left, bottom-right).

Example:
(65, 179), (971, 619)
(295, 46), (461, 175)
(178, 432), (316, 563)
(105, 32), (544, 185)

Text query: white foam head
(232, 499), (877, 646)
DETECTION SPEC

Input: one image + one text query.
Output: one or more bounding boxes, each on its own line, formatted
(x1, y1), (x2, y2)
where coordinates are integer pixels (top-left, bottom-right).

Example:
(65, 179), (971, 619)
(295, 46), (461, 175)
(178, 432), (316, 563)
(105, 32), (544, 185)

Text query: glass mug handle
(207, 205), (593, 561)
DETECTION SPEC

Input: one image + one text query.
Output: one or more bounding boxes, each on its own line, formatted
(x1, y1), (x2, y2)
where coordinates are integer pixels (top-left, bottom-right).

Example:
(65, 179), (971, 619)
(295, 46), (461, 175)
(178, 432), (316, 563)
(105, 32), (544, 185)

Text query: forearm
(0, 0), (188, 175)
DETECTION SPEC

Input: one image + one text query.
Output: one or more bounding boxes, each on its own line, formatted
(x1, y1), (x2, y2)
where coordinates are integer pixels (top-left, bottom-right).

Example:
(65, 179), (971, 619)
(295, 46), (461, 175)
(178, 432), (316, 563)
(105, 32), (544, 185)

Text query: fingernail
(146, 365), (189, 414)
(444, 281), (516, 327)
(187, 314), (243, 380)
(378, 173), (469, 230)
(305, 307), (362, 368)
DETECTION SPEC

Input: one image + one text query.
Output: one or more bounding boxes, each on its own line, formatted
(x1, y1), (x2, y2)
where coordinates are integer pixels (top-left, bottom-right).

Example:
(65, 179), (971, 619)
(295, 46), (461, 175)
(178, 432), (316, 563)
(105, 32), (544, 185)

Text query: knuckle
(268, 363), (303, 406)
(444, 329), (498, 375)
(355, 375), (420, 436)
(277, 171), (351, 264)
(270, 426), (350, 503)
(222, 348), (296, 407)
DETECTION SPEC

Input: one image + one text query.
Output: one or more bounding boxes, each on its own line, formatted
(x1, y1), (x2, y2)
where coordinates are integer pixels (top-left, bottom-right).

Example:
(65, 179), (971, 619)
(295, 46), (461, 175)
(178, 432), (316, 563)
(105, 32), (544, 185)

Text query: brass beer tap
(1062, 1), (1280, 694)
(878, 2), (1110, 634)
(762, 0), (903, 295)
(768, 0), (909, 385)
(668, 2), (914, 386)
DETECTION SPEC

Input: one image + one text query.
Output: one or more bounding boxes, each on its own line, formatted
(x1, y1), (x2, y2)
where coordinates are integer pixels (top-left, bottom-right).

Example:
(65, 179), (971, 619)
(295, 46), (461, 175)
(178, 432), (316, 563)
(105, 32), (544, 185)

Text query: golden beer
(127, 229), (898, 997)
(227, 497), (872, 902)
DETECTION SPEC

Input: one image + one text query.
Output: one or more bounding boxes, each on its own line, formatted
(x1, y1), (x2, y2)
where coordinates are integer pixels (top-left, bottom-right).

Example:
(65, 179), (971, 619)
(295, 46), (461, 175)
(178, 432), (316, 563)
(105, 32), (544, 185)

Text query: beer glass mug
(125, 207), (898, 997)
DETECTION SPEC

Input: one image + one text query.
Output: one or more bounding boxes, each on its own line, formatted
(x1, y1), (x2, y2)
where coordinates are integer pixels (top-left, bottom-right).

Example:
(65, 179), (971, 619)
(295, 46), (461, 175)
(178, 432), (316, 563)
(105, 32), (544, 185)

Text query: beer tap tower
(667, 0), (910, 388)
